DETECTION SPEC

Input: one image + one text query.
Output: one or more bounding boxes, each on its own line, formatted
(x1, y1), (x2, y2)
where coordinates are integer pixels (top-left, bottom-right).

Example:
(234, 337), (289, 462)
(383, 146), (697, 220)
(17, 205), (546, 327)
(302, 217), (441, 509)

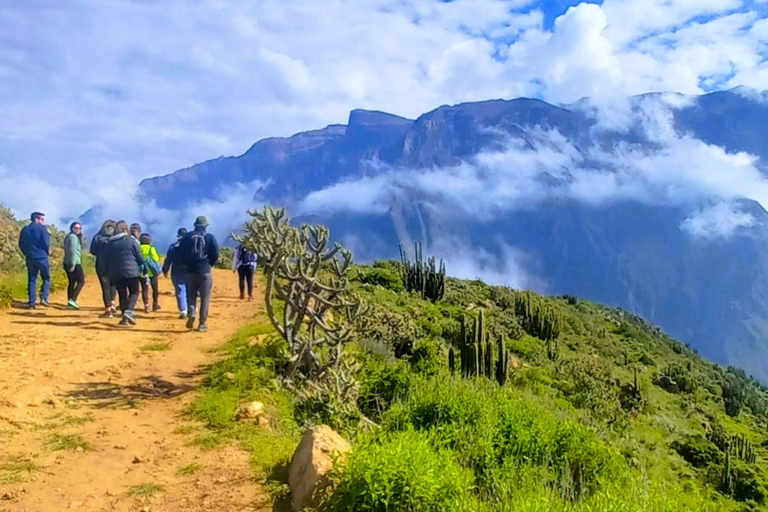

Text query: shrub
(355, 306), (418, 358)
(323, 430), (476, 511)
(384, 377), (622, 497)
(559, 355), (620, 421)
(0, 283), (11, 309)
(357, 266), (405, 292)
(358, 359), (413, 420)
(507, 336), (546, 364)
(409, 339), (444, 377)
(672, 435), (723, 468)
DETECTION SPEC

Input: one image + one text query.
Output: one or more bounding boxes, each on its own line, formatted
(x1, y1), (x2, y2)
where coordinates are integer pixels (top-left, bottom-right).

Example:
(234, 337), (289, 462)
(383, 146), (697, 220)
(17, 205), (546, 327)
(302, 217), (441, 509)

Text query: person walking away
(232, 243), (257, 301)
(138, 233), (162, 312)
(179, 216), (219, 332)
(162, 228), (188, 319)
(91, 220), (118, 317)
(63, 222), (86, 309)
(130, 223), (141, 241)
(106, 221), (145, 326)
(18, 212), (51, 309)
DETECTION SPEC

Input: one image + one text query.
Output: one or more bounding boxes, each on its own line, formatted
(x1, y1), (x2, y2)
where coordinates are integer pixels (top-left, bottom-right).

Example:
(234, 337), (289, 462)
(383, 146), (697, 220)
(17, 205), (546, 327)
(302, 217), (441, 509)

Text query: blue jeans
(172, 276), (188, 313)
(27, 258), (51, 306)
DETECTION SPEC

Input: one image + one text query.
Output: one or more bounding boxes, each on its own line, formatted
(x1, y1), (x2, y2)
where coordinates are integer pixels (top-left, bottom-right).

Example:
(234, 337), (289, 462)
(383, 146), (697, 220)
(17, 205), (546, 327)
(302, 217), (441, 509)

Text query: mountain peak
(348, 109), (413, 128)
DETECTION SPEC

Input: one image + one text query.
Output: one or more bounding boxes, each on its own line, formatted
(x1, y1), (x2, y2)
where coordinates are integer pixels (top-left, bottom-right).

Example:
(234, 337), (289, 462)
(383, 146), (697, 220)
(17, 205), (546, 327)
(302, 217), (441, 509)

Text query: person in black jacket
(18, 211), (51, 309)
(178, 216), (219, 332)
(91, 219), (117, 318)
(162, 228), (188, 319)
(105, 220), (145, 326)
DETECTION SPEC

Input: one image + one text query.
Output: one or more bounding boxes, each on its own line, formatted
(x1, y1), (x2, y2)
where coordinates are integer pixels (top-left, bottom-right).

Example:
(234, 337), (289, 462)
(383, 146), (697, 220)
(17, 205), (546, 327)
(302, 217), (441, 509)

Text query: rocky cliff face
(137, 89), (768, 381)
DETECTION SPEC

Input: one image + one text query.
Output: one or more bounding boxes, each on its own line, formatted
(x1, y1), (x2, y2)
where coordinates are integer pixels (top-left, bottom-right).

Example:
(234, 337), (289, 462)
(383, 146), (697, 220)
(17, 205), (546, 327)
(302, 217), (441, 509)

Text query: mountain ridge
(134, 88), (768, 381)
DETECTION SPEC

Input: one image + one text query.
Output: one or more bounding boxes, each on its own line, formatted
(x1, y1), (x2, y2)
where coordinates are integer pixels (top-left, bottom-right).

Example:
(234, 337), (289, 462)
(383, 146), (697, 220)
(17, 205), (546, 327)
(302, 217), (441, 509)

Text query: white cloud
(680, 202), (757, 238)
(0, 0), (767, 236)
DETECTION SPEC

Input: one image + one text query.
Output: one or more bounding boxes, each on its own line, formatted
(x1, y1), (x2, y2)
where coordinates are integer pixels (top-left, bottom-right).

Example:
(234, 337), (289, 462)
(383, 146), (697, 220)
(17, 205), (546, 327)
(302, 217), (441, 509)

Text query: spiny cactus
(721, 450), (733, 494)
(514, 292), (562, 341)
(399, 242), (446, 302)
(708, 424), (757, 465)
(453, 311), (510, 386)
(547, 337), (560, 362)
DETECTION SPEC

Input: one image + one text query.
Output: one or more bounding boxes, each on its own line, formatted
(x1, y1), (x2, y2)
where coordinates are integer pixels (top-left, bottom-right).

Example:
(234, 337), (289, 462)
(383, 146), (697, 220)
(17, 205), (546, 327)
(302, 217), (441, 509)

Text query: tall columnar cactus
(514, 292), (562, 341)
(546, 337), (560, 362)
(453, 311), (511, 386)
(708, 425), (757, 465)
(722, 450), (733, 494)
(399, 242), (446, 302)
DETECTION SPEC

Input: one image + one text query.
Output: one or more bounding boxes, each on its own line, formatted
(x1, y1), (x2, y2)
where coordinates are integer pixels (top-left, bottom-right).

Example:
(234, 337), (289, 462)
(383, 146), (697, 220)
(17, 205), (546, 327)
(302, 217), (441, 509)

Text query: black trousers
(96, 268), (117, 308)
(140, 275), (160, 306)
(238, 265), (254, 297)
(114, 277), (140, 314)
(65, 264), (85, 302)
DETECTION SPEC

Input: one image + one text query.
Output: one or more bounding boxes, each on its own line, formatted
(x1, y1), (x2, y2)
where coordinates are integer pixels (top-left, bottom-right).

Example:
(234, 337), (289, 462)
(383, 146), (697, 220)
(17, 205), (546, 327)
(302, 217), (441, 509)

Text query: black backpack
(239, 246), (257, 265)
(184, 232), (207, 264)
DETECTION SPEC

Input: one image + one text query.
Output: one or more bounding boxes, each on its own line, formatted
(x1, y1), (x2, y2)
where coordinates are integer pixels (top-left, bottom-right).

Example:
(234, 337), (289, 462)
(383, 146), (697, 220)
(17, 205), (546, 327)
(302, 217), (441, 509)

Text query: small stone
(257, 415), (271, 428)
(106, 489), (116, 497)
(236, 401), (265, 420)
(69, 501), (83, 508)
(113, 444), (127, 450)
(132, 455), (143, 464)
(75, 446), (84, 453)
(224, 372), (236, 380)
(214, 476), (229, 484)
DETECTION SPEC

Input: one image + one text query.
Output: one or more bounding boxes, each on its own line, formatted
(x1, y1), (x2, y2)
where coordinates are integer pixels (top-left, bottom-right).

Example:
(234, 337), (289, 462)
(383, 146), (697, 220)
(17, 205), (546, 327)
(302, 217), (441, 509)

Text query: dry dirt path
(0, 268), (270, 512)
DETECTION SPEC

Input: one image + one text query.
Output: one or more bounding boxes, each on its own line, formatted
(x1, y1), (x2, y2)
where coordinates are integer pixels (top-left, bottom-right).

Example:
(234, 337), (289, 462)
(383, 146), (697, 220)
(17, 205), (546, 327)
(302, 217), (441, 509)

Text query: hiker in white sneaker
(105, 221), (145, 326)
(63, 222), (86, 309)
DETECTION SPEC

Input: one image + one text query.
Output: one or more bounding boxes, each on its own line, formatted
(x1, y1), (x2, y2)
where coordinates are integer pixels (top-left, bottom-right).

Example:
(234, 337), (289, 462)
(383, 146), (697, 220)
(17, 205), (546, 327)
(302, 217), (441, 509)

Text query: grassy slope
(188, 263), (768, 511)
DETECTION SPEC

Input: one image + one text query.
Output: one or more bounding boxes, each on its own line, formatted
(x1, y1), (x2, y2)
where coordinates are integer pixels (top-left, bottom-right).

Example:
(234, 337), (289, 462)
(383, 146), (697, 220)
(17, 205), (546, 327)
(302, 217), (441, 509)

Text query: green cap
(194, 216), (209, 227)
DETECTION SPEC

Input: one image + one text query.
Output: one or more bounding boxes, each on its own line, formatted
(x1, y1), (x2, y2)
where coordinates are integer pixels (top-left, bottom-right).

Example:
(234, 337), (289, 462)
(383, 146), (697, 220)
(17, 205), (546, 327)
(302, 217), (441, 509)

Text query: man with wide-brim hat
(178, 215), (220, 332)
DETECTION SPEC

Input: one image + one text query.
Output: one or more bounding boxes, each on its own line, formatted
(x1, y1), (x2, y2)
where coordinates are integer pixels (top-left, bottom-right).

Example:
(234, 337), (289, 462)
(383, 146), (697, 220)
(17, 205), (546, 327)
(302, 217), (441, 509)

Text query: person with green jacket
(139, 233), (162, 313)
(63, 222), (86, 309)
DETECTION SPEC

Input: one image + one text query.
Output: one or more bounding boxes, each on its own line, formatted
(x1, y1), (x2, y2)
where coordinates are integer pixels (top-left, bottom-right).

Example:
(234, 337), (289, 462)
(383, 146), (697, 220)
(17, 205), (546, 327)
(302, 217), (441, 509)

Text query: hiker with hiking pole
(178, 216), (219, 332)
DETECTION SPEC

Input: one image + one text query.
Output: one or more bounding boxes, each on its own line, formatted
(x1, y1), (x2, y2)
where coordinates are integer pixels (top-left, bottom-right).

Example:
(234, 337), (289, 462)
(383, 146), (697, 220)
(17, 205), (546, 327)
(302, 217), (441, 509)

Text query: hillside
(130, 89), (768, 383)
(189, 254), (768, 511)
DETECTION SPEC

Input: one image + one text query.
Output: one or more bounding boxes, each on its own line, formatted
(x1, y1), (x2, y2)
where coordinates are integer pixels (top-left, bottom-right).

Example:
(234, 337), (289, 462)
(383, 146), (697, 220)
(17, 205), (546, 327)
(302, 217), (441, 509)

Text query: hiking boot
(100, 310), (113, 318)
(144, 303), (150, 313)
(186, 315), (195, 329)
(40, 299), (50, 307)
(27, 304), (36, 310)
(153, 303), (161, 312)
(198, 324), (208, 333)
(118, 317), (129, 326)
(110, 302), (116, 314)
(124, 311), (137, 325)
(178, 312), (188, 320)
(239, 293), (245, 300)
(248, 295), (254, 302)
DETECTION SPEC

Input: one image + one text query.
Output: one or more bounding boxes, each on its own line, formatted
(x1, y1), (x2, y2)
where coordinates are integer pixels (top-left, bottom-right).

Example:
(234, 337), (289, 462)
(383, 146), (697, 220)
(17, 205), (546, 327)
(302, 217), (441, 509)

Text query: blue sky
(0, 0), (767, 227)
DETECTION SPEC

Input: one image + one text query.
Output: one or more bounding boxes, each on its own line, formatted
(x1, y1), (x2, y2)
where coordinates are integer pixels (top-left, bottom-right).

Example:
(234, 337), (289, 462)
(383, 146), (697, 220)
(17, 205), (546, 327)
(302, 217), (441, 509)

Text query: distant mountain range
(137, 88), (768, 382)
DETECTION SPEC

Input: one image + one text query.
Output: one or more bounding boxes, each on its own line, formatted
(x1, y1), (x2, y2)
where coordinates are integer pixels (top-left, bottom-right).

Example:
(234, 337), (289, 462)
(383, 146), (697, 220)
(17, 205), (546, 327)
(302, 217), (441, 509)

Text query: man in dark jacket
(18, 212), (51, 309)
(178, 216), (219, 332)
(105, 220), (145, 326)
(91, 220), (117, 317)
(162, 227), (188, 319)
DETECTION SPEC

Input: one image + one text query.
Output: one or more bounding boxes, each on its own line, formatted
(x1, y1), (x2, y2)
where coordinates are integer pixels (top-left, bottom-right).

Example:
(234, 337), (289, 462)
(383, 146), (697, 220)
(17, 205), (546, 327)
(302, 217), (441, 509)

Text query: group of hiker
(17, 212), (258, 332)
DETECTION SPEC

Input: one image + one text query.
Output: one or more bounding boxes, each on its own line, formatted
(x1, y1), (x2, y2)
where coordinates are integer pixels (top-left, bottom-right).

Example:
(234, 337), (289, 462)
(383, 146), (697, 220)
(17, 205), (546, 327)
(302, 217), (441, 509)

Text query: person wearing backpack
(232, 243), (257, 301)
(91, 219), (118, 318)
(178, 216), (219, 332)
(105, 220), (145, 326)
(63, 221), (86, 309)
(162, 227), (188, 319)
(138, 233), (162, 313)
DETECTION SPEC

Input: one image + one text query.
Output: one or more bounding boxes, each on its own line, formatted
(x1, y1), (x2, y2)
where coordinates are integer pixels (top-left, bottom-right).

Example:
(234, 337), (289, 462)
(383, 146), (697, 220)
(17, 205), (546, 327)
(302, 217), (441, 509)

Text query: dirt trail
(0, 269), (269, 512)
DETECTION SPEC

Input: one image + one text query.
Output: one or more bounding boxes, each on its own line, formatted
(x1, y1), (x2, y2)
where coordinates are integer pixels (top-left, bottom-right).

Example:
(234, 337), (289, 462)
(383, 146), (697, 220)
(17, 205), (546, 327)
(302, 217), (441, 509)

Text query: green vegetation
(140, 340), (172, 352)
(0, 455), (40, 484)
(44, 433), (92, 452)
(399, 242), (446, 302)
(176, 462), (204, 476)
(127, 482), (165, 499)
(191, 212), (768, 511)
